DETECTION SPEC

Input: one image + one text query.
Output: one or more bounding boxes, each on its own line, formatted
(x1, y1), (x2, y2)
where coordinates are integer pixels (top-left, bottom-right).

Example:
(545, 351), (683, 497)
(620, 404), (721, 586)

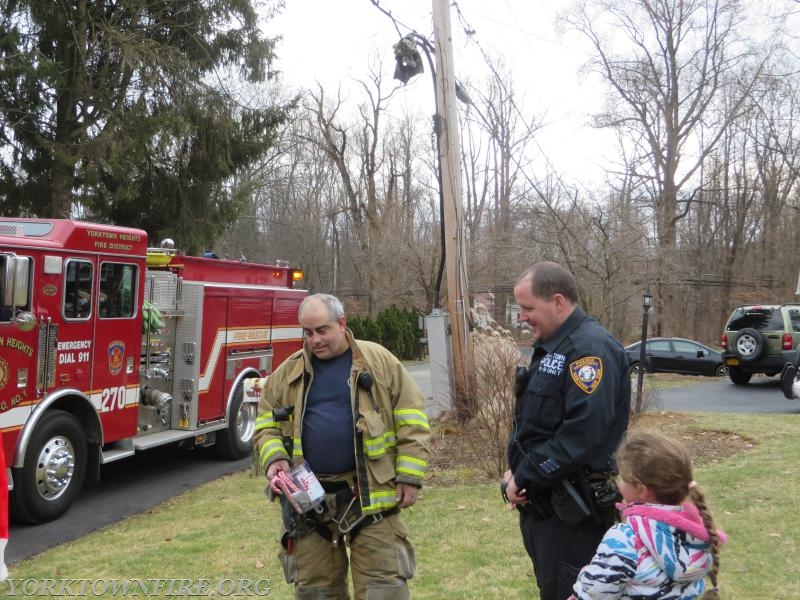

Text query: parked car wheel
(629, 362), (647, 376)
(728, 366), (752, 385)
(733, 328), (766, 362)
(780, 363), (796, 399)
(714, 365), (728, 377)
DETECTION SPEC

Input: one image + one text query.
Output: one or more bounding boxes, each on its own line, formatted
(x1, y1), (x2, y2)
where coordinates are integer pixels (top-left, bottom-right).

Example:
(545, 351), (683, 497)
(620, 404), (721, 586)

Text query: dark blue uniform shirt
(508, 307), (630, 491)
(302, 349), (356, 475)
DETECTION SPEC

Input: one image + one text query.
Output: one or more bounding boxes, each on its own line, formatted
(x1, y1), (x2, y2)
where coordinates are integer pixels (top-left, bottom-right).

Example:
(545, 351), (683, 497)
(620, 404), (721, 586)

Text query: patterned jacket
(571, 502), (728, 600)
(252, 329), (430, 515)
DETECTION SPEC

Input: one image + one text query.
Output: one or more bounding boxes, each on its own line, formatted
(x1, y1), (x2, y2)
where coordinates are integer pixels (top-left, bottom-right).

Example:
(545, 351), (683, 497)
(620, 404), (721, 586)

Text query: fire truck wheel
(216, 382), (256, 459)
(12, 409), (87, 524)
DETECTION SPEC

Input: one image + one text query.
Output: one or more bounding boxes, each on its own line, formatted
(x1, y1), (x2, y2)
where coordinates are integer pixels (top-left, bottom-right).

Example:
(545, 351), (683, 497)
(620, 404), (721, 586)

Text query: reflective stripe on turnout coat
(253, 329), (431, 515)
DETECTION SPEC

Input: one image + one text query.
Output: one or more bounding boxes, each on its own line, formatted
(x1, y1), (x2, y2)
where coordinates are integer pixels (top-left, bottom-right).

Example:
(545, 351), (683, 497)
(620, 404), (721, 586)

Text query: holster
(585, 472), (622, 528)
(517, 488), (554, 520)
(550, 478), (592, 526)
(548, 471), (621, 528)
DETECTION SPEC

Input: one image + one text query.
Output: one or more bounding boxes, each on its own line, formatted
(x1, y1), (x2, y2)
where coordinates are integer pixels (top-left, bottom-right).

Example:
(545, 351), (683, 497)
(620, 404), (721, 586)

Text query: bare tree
(669, 48), (800, 342)
(235, 65), (440, 314)
(460, 61), (542, 323)
(302, 84), (374, 312)
(568, 0), (768, 334)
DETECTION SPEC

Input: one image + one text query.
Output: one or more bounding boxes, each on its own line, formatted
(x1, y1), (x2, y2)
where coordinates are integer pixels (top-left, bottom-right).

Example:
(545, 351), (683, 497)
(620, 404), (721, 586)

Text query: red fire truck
(0, 218), (306, 523)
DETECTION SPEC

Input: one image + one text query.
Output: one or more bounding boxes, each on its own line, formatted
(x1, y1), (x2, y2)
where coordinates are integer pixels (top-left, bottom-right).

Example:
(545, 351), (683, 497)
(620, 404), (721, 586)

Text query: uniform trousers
(519, 509), (606, 600)
(279, 491), (415, 600)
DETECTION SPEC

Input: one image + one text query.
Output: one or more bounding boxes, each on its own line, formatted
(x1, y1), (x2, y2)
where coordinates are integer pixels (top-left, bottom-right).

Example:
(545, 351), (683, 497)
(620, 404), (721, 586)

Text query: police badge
(569, 356), (603, 394)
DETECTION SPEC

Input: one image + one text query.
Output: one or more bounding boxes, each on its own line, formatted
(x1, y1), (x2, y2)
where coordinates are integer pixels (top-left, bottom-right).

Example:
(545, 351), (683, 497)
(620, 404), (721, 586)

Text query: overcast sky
(262, 0), (800, 188)
(263, 0), (615, 185)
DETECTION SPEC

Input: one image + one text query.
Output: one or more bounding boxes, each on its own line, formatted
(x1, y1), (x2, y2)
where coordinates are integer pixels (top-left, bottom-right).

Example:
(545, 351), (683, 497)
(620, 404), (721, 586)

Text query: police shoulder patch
(569, 356), (603, 394)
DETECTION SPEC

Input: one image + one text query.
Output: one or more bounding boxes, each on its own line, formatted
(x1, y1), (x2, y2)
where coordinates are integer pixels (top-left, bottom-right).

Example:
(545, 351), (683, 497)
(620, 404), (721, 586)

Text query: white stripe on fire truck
(0, 386), (139, 431)
(199, 282), (307, 292)
(272, 327), (303, 341)
(0, 326), (304, 430)
(198, 327), (303, 392)
(0, 405), (31, 430)
(87, 385), (140, 411)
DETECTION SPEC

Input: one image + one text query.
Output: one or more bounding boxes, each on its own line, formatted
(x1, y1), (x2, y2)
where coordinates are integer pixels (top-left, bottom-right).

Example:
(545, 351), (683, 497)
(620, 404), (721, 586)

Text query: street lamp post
(635, 290), (653, 415)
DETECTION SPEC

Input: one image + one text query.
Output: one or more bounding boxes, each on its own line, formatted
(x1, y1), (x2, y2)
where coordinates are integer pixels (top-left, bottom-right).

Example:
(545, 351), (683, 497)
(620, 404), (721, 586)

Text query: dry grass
(427, 411), (756, 487)
(6, 412), (799, 599)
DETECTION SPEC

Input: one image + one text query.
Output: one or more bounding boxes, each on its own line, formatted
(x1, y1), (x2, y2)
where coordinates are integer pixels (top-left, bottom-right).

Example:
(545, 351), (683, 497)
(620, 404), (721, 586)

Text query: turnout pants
(278, 491), (416, 600)
(519, 510), (606, 600)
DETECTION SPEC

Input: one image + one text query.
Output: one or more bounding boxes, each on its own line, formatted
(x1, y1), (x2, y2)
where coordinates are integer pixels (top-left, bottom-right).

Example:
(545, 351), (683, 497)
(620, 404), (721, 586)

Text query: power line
(470, 3), (592, 56)
(451, 1), (591, 200)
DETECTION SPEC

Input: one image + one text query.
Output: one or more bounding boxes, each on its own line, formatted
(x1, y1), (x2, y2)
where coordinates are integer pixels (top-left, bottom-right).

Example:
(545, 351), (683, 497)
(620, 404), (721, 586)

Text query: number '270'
(100, 386), (127, 413)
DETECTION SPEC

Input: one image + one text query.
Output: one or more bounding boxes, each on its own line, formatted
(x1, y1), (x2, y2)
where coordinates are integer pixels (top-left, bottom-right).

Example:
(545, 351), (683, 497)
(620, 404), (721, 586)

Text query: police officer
(502, 262), (630, 600)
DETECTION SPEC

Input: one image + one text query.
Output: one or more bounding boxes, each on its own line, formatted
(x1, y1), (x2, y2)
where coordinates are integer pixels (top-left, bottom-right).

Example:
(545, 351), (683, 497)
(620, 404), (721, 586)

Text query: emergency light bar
(291, 269), (303, 288)
(0, 224), (24, 237)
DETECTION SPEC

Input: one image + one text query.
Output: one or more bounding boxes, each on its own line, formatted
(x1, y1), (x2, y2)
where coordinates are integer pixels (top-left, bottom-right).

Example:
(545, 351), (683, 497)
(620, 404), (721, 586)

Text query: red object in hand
(272, 471), (304, 513)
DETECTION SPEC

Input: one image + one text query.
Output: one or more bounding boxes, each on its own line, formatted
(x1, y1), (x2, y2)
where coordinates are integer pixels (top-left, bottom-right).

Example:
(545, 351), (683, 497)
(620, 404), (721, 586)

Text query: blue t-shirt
(301, 349), (356, 475)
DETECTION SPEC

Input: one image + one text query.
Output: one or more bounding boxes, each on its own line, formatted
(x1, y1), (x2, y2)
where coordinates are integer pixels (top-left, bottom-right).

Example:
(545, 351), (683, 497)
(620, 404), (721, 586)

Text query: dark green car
(721, 304), (800, 385)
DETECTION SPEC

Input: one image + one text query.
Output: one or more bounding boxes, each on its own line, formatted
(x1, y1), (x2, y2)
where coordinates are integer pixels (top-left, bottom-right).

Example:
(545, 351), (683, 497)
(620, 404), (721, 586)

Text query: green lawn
(6, 412), (800, 599)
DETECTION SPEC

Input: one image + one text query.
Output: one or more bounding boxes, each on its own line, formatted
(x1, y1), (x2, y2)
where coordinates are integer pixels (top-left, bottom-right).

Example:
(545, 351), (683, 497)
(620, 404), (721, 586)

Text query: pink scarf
(618, 502), (728, 544)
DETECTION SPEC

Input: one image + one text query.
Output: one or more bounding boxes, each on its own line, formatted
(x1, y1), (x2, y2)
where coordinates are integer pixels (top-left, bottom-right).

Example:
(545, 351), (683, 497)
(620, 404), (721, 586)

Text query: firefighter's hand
(395, 483), (419, 508)
(503, 470), (527, 506)
(267, 460), (290, 494)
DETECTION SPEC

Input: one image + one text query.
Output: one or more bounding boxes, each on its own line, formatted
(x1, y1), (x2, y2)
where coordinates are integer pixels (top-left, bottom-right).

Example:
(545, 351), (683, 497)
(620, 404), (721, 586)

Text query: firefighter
(502, 262), (631, 600)
(253, 293), (430, 600)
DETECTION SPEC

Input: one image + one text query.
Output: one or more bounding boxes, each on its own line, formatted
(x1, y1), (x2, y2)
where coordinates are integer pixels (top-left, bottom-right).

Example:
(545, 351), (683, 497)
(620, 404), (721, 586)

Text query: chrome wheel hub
(35, 436), (75, 501)
(236, 403), (256, 443)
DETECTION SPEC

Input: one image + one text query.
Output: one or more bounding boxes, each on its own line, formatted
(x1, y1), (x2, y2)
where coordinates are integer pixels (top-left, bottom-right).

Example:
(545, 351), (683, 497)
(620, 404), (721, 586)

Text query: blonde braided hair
(690, 482), (720, 599)
(616, 430), (721, 598)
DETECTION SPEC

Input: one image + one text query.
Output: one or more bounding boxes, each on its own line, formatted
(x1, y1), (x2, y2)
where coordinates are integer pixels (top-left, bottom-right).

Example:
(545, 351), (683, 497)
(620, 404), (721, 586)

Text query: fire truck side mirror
(12, 311), (36, 332)
(2, 255), (30, 307)
(2, 255), (34, 330)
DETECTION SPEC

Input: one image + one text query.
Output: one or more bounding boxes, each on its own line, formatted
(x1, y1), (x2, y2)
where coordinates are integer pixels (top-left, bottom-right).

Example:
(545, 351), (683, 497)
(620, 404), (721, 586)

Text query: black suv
(721, 304), (800, 385)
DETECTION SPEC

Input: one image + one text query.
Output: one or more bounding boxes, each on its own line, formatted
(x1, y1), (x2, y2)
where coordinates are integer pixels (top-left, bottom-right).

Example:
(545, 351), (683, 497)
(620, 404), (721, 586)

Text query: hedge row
(348, 305), (422, 360)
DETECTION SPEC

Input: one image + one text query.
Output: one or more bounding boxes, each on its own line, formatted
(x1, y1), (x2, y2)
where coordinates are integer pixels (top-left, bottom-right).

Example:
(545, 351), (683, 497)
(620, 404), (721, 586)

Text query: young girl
(569, 430), (727, 600)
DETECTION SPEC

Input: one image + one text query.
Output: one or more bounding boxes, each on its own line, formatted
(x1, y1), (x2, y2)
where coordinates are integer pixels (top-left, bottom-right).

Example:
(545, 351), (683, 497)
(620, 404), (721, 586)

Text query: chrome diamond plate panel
(172, 282), (203, 429)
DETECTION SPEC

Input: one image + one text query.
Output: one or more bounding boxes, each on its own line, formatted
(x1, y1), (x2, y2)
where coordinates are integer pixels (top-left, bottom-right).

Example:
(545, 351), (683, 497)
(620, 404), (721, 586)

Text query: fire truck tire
(216, 382), (255, 460)
(12, 409), (87, 524)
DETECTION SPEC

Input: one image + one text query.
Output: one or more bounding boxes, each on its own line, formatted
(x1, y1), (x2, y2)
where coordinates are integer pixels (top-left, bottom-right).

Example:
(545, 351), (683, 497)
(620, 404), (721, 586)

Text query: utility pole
(432, 0), (474, 419)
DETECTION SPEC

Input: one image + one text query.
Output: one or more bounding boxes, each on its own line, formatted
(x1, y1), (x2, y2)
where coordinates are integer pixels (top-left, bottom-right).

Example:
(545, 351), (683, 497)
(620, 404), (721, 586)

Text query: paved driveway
(648, 375), (800, 413)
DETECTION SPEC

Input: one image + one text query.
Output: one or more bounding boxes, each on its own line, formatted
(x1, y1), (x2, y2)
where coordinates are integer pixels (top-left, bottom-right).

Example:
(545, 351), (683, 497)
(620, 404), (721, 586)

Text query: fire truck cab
(0, 219), (306, 523)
